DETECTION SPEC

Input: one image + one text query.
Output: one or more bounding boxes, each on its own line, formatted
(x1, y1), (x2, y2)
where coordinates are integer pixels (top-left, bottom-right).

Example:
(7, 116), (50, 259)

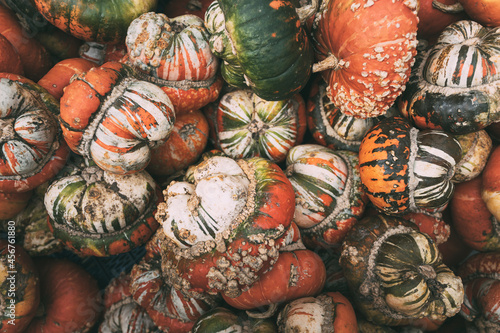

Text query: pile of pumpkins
(1, 0), (500, 332)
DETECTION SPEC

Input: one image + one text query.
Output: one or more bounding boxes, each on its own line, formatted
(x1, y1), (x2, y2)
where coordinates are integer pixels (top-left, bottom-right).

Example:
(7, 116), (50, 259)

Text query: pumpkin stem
(432, 0), (464, 14)
(312, 54), (343, 73)
(296, 0), (320, 23)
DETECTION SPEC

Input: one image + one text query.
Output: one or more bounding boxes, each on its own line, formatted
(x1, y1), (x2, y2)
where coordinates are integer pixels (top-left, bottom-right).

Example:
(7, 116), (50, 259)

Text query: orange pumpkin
(147, 109), (209, 178)
(310, 0), (419, 118)
(37, 58), (97, 101)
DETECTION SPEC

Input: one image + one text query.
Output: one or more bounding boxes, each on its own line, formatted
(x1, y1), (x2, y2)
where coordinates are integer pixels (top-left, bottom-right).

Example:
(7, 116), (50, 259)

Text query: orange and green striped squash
(359, 117), (462, 215)
(125, 12), (223, 115)
(59, 61), (176, 175)
(44, 165), (162, 257)
(33, 0), (158, 44)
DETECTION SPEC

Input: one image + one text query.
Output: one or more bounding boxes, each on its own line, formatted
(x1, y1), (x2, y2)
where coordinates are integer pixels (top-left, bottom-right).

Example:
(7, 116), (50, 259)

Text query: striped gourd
(44, 165), (161, 256)
(399, 20), (500, 134)
(155, 154), (297, 298)
(359, 117), (462, 215)
(0, 73), (69, 193)
(285, 144), (367, 248)
(208, 89), (306, 163)
(60, 62), (176, 175)
(340, 214), (464, 326)
(125, 12), (223, 115)
(126, 12), (218, 82)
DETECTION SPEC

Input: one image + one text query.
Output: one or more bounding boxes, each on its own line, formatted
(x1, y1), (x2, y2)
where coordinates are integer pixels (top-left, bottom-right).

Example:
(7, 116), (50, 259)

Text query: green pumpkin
(205, 0), (313, 101)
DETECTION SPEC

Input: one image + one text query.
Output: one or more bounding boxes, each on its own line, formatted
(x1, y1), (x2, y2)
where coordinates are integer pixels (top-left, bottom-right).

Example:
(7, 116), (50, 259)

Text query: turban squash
(33, 0), (157, 44)
(125, 12), (223, 115)
(59, 61), (176, 175)
(204, 0), (313, 101)
(0, 73), (69, 193)
(285, 144), (368, 249)
(44, 165), (162, 256)
(399, 20), (500, 134)
(358, 117), (462, 215)
(310, 0), (419, 118)
(155, 154), (297, 298)
(204, 89), (307, 164)
(340, 214), (464, 326)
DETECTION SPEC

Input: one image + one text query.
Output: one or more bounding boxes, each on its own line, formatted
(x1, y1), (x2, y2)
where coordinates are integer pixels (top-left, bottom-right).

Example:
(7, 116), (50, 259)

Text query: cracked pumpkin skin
(154, 154), (296, 298)
(340, 214), (464, 327)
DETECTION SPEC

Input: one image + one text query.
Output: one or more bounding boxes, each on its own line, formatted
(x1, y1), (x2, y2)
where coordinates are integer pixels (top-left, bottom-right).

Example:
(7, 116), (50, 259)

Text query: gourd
(205, 0), (313, 101)
(399, 20), (500, 134)
(310, 0), (419, 118)
(358, 117), (462, 215)
(33, 0), (158, 44)
(340, 214), (464, 326)
(154, 154), (297, 298)
(59, 61), (176, 175)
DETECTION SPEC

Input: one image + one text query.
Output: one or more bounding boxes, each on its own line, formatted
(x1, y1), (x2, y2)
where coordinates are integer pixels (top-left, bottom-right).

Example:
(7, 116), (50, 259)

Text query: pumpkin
(450, 176), (500, 251)
(44, 165), (162, 257)
(285, 144), (368, 249)
(306, 78), (386, 151)
(417, 0), (468, 41)
(130, 232), (220, 332)
(192, 307), (277, 333)
(33, 0), (158, 44)
(99, 273), (160, 333)
(399, 20), (500, 134)
(276, 292), (358, 333)
(154, 154), (297, 298)
(339, 214), (464, 326)
(310, 0), (418, 118)
(205, 89), (307, 163)
(0, 0), (50, 36)
(0, 73), (69, 193)
(24, 257), (102, 333)
(147, 109), (209, 178)
(204, 0), (313, 101)
(0, 33), (23, 75)
(458, 251), (500, 332)
(36, 27), (83, 61)
(222, 248), (326, 311)
(37, 57), (97, 101)
(0, 240), (40, 332)
(452, 130), (492, 183)
(0, 3), (52, 81)
(59, 61), (176, 175)
(358, 117), (462, 215)
(125, 12), (222, 115)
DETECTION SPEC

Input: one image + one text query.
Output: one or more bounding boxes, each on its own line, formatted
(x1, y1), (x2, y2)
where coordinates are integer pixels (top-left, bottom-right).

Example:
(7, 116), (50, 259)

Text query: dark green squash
(205, 0), (313, 101)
